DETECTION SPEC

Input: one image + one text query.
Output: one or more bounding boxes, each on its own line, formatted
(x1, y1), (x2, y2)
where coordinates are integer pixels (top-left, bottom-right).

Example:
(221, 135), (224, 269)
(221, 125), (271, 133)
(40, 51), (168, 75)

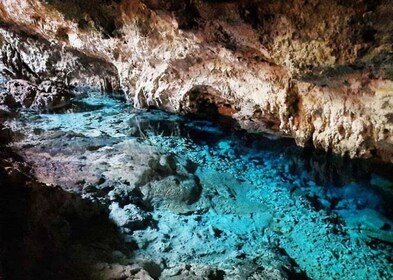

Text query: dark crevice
(180, 85), (239, 128)
(287, 80), (300, 119)
(0, 148), (131, 280)
(1, 44), (41, 83)
(39, 0), (122, 38)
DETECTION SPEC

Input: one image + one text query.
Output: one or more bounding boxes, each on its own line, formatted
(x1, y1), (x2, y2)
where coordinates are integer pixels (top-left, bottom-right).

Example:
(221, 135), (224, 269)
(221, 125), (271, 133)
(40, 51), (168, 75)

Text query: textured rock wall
(0, 24), (121, 93)
(0, 0), (392, 161)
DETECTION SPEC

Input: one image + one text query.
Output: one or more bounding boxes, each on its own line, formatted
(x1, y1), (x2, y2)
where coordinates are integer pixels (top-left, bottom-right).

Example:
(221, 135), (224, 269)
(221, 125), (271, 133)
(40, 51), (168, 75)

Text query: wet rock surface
(0, 1), (392, 277)
(4, 94), (393, 279)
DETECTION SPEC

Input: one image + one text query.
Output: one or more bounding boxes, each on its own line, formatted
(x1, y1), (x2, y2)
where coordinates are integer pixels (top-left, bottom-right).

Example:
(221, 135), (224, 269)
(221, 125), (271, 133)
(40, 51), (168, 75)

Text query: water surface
(7, 93), (393, 279)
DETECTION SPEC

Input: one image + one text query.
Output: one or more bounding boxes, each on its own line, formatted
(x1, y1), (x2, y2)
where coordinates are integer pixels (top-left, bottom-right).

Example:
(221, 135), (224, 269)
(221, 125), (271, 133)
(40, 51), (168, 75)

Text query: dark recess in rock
(0, 148), (131, 280)
(39, 0), (123, 37)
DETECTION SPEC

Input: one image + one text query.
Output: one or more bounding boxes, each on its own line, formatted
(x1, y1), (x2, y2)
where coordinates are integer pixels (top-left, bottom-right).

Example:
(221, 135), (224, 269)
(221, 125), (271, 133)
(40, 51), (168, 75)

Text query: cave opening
(180, 85), (239, 128)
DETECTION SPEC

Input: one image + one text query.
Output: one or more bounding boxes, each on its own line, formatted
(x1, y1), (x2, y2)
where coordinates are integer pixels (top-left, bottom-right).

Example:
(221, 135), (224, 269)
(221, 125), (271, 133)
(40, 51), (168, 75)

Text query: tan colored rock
(0, 0), (392, 161)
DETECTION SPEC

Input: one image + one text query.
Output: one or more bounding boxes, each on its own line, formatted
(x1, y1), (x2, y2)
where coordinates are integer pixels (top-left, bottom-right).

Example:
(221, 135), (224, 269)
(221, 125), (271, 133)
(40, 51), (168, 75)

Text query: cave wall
(0, 0), (392, 161)
(0, 24), (121, 93)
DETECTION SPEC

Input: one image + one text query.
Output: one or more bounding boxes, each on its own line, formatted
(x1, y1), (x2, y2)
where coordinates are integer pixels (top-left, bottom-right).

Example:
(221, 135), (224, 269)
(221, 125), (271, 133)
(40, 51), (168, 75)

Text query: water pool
(6, 94), (393, 279)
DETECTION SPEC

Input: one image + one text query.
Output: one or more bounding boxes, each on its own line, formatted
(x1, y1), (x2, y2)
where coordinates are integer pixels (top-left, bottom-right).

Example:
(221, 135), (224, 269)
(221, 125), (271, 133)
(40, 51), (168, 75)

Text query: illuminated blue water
(11, 94), (393, 279)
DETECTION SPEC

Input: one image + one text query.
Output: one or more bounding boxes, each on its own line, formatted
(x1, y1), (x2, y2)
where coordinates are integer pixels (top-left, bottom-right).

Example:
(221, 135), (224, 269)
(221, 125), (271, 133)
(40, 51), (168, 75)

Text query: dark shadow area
(0, 148), (131, 280)
(298, 51), (393, 85)
(46, 100), (105, 114)
(37, 0), (122, 38)
(141, 0), (201, 30)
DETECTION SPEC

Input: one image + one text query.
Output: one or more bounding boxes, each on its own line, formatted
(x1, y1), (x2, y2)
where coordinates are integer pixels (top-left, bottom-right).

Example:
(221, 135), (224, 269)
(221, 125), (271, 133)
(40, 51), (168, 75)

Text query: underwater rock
(344, 209), (393, 244)
(149, 155), (178, 176)
(109, 202), (151, 232)
(133, 153), (204, 212)
(140, 175), (202, 211)
(5, 93), (393, 279)
(136, 154), (192, 187)
(93, 263), (154, 280)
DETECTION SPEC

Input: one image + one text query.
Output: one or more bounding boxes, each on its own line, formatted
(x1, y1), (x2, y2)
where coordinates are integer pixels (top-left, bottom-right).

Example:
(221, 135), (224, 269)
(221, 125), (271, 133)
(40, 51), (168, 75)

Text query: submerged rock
(4, 93), (393, 279)
(93, 263), (154, 280)
(109, 202), (151, 232)
(140, 175), (202, 212)
(344, 209), (393, 244)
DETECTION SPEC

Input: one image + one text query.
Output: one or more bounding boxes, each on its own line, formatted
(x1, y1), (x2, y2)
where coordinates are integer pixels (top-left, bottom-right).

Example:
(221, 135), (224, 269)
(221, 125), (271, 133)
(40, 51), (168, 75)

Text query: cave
(0, 0), (393, 279)
(180, 85), (238, 127)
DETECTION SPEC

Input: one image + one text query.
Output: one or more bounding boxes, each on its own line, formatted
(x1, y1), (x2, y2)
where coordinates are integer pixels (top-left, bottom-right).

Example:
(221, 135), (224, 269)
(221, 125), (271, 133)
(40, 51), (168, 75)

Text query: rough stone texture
(1, 79), (72, 110)
(0, 25), (122, 94)
(5, 98), (311, 279)
(0, 0), (392, 161)
(31, 80), (72, 110)
(6, 79), (37, 107)
(6, 94), (393, 279)
(0, 147), (155, 280)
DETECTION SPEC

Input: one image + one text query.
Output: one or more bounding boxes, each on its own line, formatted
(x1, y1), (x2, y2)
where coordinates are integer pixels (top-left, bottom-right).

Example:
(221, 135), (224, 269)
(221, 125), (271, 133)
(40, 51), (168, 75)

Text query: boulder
(31, 80), (72, 110)
(109, 202), (151, 232)
(0, 79), (71, 111)
(6, 79), (37, 108)
(140, 175), (202, 211)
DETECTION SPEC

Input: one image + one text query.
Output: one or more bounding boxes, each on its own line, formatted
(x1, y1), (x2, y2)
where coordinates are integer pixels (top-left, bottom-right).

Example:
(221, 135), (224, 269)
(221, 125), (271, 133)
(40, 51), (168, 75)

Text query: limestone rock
(109, 202), (151, 232)
(6, 79), (37, 108)
(0, 0), (392, 160)
(31, 80), (72, 110)
(1, 79), (72, 111)
(0, 27), (121, 94)
(94, 263), (154, 280)
(140, 175), (202, 211)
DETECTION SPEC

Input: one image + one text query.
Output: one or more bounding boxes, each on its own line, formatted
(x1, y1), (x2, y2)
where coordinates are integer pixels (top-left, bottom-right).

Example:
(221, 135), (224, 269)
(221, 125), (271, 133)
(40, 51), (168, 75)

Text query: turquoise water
(10, 94), (393, 279)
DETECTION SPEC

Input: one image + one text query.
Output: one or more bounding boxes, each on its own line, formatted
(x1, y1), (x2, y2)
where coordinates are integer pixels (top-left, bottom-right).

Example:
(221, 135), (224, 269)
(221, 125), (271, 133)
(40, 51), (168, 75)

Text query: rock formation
(0, 0), (392, 161)
(3, 93), (392, 279)
(0, 79), (73, 110)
